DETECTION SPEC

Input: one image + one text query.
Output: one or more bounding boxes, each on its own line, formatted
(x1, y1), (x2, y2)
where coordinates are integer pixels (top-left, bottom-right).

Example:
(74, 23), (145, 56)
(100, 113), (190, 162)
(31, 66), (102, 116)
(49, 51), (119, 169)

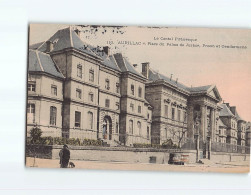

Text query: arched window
(88, 112), (93, 129)
(50, 106), (57, 125)
(137, 121), (141, 135)
(129, 120), (133, 134)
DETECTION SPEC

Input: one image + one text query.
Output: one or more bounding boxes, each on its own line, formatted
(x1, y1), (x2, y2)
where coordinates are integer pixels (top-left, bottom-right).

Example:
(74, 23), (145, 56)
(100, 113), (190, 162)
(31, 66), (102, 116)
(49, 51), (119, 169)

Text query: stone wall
(211, 152), (250, 163)
(26, 145), (197, 164)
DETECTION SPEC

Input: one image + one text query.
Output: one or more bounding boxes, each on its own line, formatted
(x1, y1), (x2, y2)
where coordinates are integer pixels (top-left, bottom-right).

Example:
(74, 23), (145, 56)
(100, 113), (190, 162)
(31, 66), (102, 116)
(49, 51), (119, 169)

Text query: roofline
(146, 79), (190, 96)
(28, 71), (65, 80)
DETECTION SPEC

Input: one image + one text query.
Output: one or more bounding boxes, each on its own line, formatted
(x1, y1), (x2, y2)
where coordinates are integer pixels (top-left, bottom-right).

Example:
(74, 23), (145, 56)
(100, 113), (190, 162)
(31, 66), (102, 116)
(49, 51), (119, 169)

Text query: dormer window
(105, 79), (110, 90)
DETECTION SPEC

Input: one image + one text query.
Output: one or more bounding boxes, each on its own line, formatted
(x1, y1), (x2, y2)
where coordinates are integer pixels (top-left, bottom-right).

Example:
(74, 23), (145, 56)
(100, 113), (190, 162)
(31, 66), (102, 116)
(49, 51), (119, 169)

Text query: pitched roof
(29, 49), (64, 79)
(113, 53), (145, 78)
(233, 109), (244, 121)
(219, 104), (235, 117)
(36, 27), (100, 58)
(189, 85), (213, 93)
(218, 118), (227, 127)
(148, 69), (191, 93)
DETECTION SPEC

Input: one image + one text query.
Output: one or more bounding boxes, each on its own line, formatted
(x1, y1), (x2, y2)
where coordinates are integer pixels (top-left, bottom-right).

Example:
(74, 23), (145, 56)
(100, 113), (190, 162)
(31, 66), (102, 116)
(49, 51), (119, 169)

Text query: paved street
(26, 157), (250, 173)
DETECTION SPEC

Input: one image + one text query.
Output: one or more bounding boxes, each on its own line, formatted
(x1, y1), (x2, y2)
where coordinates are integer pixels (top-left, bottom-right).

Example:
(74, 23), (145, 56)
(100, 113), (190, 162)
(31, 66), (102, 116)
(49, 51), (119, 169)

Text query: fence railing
(211, 141), (250, 154)
(26, 127), (250, 154)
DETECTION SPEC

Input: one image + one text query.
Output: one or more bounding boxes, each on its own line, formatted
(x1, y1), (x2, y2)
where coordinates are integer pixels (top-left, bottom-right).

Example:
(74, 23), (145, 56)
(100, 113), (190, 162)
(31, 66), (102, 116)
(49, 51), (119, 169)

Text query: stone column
(200, 105), (207, 142)
(207, 136), (211, 159)
(210, 108), (216, 142)
(187, 104), (194, 138)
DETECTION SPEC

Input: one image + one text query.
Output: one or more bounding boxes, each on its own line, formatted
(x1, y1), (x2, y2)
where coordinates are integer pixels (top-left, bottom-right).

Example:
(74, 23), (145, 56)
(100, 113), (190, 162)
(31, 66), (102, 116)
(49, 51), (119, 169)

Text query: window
(172, 108), (175, 120)
(89, 69), (94, 82)
(165, 128), (168, 139)
(147, 126), (150, 139)
(76, 89), (82, 99)
(50, 106), (57, 126)
(138, 106), (141, 113)
(164, 105), (168, 117)
(147, 113), (150, 120)
(116, 82), (120, 93)
(88, 112), (93, 129)
(88, 92), (94, 102)
(129, 120), (133, 134)
(105, 99), (110, 108)
(77, 64), (82, 78)
(51, 85), (57, 96)
(138, 87), (142, 98)
(137, 121), (141, 135)
(105, 79), (110, 90)
(28, 82), (36, 92)
(75, 111), (81, 127)
(116, 102), (120, 110)
(219, 130), (221, 135)
(131, 85), (134, 95)
(27, 104), (35, 123)
(130, 103), (134, 112)
(116, 121), (119, 133)
(178, 110), (181, 121)
(184, 111), (187, 122)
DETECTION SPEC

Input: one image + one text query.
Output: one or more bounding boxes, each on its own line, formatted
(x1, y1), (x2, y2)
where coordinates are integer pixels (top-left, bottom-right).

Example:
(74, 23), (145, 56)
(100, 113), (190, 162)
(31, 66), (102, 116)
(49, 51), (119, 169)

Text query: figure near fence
(59, 144), (70, 168)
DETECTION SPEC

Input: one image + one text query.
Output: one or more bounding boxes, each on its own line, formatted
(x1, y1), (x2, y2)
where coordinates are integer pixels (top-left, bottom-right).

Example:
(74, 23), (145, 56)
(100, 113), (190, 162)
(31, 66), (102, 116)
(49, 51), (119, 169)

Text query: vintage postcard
(26, 24), (251, 173)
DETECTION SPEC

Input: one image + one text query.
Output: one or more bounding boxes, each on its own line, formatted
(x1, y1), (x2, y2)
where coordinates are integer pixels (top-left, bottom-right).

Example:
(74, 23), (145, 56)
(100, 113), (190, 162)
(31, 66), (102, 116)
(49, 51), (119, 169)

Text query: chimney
(74, 29), (81, 37)
(46, 41), (53, 52)
(170, 74), (173, 81)
(103, 46), (110, 56)
(225, 103), (230, 108)
(176, 78), (178, 84)
(142, 62), (150, 79)
(133, 64), (137, 68)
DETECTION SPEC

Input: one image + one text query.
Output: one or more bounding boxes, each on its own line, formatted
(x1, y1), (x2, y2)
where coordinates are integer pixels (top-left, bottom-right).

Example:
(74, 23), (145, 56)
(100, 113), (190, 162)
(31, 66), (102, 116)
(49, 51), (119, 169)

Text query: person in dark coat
(59, 144), (70, 168)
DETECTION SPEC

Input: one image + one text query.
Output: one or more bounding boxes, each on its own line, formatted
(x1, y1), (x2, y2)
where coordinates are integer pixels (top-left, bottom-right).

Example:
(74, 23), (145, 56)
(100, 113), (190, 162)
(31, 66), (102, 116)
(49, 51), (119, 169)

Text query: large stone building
(28, 27), (152, 146)
(27, 26), (249, 150)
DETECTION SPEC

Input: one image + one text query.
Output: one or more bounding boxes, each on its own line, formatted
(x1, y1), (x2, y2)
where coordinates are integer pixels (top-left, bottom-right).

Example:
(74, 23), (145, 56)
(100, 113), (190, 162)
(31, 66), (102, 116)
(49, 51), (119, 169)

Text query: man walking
(59, 144), (70, 168)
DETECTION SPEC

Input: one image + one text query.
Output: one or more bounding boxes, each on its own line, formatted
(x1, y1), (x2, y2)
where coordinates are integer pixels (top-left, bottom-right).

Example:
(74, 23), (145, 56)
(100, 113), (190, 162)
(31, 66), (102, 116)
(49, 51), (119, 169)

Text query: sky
(29, 24), (251, 121)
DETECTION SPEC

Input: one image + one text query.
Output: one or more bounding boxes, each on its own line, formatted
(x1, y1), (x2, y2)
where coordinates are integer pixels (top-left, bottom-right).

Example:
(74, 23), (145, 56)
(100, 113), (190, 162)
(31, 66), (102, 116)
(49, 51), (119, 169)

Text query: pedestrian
(59, 144), (70, 168)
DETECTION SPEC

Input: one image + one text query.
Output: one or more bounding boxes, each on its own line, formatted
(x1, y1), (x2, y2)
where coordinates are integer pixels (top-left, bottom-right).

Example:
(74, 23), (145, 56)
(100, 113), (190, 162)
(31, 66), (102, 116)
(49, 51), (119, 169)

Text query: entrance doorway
(103, 116), (112, 140)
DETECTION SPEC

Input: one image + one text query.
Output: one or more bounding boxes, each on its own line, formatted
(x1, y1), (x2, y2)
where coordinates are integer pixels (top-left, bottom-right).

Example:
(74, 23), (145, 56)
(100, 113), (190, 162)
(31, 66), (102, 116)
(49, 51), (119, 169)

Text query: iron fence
(26, 125), (250, 154)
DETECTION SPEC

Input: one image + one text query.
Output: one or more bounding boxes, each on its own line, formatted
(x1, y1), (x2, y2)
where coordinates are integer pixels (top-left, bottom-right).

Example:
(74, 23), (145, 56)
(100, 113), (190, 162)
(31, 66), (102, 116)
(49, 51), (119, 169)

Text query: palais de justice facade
(27, 26), (250, 150)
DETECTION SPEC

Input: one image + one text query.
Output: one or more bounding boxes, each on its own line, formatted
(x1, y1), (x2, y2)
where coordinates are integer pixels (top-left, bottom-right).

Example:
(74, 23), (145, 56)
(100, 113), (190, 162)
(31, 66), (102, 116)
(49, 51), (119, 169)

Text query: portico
(187, 85), (222, 160)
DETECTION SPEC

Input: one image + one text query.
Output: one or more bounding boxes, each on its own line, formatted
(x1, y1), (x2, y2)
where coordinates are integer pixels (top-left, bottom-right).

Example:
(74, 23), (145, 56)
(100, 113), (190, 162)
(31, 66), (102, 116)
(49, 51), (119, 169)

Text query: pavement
(26, 157), (250, 173)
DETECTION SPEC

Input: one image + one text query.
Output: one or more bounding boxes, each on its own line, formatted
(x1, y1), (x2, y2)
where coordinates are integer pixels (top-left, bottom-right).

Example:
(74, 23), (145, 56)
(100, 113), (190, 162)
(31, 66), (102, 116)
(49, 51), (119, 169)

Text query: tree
(30, 125), (42, 144)
(165, 122), (187, 148)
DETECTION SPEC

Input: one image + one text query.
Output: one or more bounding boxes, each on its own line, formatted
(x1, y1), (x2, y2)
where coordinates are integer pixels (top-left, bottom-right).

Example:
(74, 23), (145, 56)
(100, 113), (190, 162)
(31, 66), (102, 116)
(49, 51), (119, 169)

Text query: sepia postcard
(25, 23), (251, 173)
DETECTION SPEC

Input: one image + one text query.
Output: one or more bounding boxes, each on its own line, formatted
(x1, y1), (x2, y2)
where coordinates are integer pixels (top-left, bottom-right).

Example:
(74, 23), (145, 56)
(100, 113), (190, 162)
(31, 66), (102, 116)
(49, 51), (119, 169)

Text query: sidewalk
(26, 157), (250, 173)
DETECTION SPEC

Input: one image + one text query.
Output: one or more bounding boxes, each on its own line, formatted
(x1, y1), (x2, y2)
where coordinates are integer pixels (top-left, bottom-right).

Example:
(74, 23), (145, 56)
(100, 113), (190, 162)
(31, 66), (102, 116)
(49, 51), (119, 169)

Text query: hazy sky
(30, 24), (251, 121)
